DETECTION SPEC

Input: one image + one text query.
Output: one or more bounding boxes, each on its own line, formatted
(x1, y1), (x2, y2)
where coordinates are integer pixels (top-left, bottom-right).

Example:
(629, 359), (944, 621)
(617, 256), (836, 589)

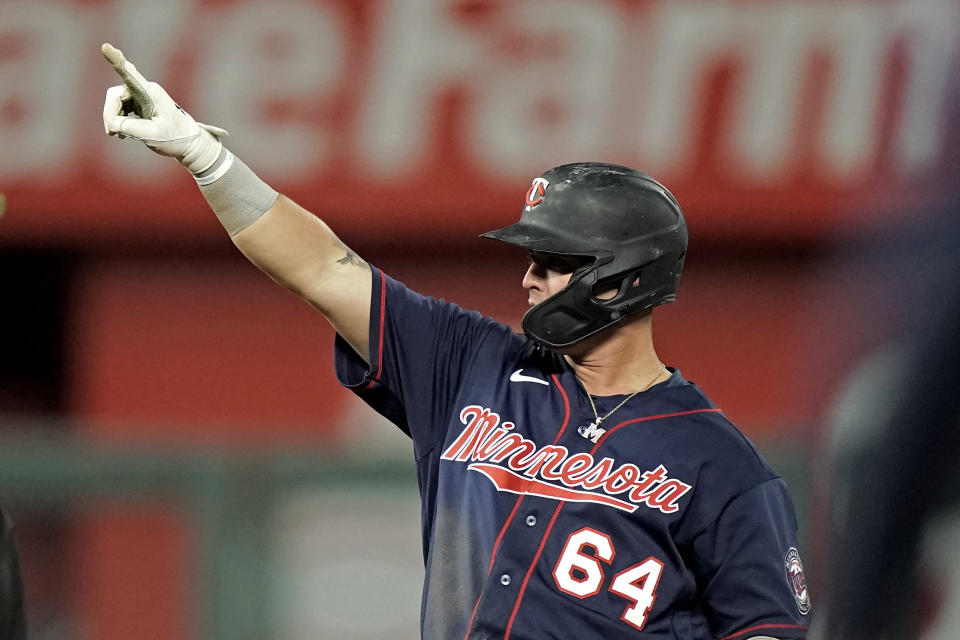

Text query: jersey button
(500, 574), (511, 586)
(525, 515), (537, 527)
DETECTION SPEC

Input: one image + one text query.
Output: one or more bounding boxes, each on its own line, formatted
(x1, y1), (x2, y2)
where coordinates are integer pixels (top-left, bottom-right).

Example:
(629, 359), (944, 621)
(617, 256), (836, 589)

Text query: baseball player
(101, 44), (810, 639)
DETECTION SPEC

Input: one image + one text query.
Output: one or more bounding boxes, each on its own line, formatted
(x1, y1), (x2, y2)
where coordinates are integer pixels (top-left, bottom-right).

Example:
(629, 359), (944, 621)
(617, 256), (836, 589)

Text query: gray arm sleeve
(194, 149), (279, 236)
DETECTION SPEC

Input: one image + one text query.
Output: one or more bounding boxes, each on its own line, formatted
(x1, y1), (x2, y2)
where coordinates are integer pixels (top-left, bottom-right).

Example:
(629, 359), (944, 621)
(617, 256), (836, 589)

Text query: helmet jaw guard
(520, 251), (683, 349)
(481, 162), (687, 350)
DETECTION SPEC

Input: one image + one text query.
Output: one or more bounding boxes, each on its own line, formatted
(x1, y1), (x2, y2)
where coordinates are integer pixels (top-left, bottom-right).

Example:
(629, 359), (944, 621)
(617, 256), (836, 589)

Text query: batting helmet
(481, 162), (687, 349)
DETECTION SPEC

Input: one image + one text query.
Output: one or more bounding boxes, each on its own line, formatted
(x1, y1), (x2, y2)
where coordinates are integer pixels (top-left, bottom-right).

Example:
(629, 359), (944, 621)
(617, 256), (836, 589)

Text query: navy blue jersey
(335, 268), (810, 639)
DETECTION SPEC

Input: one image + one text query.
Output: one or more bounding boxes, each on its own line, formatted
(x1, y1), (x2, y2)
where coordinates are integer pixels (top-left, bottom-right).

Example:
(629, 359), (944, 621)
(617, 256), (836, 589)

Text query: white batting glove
(101, 43), (228, 174)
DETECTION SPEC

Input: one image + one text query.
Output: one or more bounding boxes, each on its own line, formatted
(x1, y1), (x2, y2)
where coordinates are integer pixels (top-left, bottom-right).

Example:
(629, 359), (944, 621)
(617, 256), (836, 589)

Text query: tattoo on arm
(335, 240), (365, 268)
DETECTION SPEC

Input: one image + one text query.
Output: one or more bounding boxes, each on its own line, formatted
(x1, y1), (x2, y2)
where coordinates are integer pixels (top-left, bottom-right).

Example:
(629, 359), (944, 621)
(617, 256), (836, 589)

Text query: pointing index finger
(100, 43), (156, 118)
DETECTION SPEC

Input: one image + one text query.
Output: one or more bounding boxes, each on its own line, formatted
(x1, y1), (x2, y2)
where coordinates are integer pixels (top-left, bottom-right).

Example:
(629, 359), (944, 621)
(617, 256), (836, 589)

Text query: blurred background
(1, 0), (959, 638)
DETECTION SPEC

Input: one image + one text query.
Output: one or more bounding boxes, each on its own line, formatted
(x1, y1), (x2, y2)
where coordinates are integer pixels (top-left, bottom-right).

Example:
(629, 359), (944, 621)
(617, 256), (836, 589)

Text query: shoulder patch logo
(525, 177), (550, 211)
(784, 547), (811, 615)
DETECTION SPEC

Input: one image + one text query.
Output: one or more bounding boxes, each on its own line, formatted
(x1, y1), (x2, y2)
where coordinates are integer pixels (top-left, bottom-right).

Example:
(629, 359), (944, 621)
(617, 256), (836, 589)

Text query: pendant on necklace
(577, 420), (606, 443)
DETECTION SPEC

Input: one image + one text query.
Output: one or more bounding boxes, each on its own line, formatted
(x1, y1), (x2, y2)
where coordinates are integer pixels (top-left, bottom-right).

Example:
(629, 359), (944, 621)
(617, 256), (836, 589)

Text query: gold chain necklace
(577, 364), (667, 443)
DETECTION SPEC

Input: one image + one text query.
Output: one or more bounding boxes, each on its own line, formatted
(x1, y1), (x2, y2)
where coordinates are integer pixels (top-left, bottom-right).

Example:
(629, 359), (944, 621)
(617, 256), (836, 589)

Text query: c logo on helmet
(525, 177), (550, 211)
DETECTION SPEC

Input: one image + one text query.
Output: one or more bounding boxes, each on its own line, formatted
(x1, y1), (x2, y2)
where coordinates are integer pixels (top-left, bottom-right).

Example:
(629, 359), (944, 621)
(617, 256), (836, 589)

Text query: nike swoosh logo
(510, 369), (550, 386)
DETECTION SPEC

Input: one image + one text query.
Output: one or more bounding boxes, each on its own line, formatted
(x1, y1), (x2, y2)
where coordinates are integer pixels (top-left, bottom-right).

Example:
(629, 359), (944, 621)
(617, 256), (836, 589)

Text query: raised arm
(100, 44), (371, 360)
(229, 196), (372, 358)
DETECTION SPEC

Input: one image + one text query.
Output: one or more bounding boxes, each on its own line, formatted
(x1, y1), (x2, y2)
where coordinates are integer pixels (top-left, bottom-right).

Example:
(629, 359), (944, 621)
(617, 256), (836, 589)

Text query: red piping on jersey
(461, 373), (571, 640)
(718, 623), (809, 640)
(592, 408), (723, 450)
(361, 268), (387, 391)
(549, 373), (571, 443)
(482, 373), (571, 575)
(459, 494), (524, 640)
(462, 590), (484, 640)
(504, 501), (566, 639)
(489, 496), (525, 573)
(463, 495), (524, 640)
(502, 374), (571, 639)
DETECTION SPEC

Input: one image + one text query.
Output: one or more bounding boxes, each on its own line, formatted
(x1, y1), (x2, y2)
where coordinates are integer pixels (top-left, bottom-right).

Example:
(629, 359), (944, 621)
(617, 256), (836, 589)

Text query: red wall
(67, 247), (824, 440)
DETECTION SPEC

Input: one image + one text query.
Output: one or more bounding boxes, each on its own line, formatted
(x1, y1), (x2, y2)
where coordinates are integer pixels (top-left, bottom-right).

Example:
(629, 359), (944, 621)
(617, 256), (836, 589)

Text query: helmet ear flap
(591, 269), (639, 303)
(591, 253), (683, 312)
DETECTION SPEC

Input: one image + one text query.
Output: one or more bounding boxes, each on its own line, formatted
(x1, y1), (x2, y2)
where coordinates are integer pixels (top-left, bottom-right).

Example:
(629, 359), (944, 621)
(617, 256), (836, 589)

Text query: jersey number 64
(552, 527), (665, 631)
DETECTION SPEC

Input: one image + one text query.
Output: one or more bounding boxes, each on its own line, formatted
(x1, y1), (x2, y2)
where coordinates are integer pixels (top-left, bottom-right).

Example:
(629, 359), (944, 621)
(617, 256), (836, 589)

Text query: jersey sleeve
(334, 266), (517, 453)
(689, 477), (811, 640)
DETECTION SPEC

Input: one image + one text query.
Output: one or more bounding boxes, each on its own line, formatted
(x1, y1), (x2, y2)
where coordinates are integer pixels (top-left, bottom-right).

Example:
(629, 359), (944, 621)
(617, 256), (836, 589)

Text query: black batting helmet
(481, 162), (687, 349)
